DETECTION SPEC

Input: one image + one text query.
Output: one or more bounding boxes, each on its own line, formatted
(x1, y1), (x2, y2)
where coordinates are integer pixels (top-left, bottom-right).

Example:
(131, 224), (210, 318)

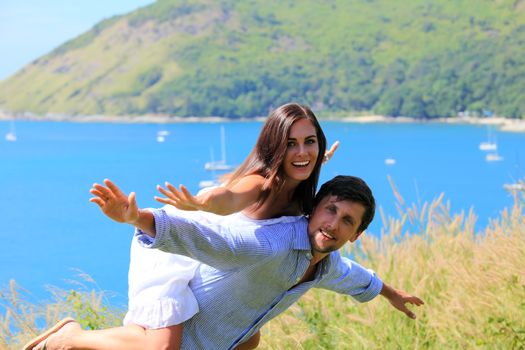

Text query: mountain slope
(1, 0), (524, 119)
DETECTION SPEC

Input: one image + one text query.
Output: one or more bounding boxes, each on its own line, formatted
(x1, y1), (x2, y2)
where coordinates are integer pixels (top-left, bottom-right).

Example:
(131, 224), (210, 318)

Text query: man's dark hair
(313, 175), (376, 233)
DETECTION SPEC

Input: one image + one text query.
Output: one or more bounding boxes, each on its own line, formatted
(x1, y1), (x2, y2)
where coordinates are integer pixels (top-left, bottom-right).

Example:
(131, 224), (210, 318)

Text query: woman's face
(282, 118), (320, 183)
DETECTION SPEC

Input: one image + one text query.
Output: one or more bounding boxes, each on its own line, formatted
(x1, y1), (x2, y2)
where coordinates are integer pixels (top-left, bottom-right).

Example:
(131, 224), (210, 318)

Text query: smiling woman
(284, 118), (320, 185)
(0, 0), (154, 80)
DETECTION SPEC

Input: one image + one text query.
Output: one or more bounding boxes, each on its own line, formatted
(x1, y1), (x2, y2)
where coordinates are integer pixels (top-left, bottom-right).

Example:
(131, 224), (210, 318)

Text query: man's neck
(293, 254), (327, 287)
(310, 251), (327, 266)
(294, 262), (317, 287)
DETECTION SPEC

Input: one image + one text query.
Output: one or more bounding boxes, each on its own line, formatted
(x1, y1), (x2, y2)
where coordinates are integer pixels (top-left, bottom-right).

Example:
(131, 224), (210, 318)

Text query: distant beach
(329, 114), (525, 133)
(1, 109), (525, 133)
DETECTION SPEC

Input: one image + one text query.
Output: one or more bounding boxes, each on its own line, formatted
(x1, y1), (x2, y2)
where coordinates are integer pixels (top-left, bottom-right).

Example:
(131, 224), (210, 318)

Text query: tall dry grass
(2, 188), (524, 349)
(0, 275), (123, 349)
(260, 188), (525, 349)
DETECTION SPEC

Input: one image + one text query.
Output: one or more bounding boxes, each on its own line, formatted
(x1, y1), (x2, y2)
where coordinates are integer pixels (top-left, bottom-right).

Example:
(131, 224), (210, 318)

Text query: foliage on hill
(1, 0), (524, 119)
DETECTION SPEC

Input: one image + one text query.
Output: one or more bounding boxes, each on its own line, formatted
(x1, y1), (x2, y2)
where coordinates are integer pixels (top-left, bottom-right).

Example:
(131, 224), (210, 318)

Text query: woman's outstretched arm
(155, 174), (265, 216)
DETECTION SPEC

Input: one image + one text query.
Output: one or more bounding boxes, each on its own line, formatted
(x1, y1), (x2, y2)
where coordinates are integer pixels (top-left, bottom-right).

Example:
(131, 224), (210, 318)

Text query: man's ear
(307, 205), (318, 218)
(349, 230), (363, 243)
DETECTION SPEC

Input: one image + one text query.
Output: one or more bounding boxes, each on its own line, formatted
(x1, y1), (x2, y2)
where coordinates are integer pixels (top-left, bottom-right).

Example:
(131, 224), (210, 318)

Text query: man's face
(307, 195), (365, 257)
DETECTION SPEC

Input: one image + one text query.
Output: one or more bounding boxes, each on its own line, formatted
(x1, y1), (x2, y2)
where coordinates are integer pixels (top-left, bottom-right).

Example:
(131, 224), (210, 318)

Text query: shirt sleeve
(135, 208), (274, 269)
(319, 253), (383, 302)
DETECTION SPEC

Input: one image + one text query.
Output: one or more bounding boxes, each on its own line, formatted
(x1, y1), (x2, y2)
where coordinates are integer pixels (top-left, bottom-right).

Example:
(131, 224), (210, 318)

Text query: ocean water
(1, 120), (524, 305)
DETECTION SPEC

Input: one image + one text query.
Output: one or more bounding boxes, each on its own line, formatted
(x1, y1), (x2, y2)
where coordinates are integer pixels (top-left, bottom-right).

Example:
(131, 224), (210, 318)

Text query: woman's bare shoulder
(229, 173), (266, 188)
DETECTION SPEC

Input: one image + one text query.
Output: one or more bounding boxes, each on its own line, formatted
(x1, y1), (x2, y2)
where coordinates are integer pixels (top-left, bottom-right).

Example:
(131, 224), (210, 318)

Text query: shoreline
(1, 110), (525, 133)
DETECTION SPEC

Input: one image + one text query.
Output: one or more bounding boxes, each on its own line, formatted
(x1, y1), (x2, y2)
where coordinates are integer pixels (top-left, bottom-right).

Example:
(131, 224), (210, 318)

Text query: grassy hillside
(1, 0), (524, 119)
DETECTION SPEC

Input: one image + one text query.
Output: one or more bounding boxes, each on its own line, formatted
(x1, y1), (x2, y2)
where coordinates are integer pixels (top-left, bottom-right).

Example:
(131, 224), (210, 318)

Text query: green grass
(0, 276), (123, 349)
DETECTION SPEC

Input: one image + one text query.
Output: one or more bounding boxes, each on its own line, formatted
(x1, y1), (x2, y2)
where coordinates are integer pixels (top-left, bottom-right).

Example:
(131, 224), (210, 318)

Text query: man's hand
(380, 283), (424, 319)
(90, 179), (139, 224)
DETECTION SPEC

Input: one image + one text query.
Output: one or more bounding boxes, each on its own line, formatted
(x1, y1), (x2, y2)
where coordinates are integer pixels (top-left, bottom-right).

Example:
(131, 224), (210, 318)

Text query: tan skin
(31, 122), (338, 350)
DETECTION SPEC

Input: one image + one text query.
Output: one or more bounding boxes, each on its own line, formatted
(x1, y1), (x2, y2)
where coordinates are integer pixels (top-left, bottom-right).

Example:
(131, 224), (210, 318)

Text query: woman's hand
(155, 182), (204, 211)
(323, 140), (340, 164)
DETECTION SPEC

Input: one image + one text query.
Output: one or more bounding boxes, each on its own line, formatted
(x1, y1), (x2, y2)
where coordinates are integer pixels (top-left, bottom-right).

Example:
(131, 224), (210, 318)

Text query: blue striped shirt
(136, 209), (383, 349)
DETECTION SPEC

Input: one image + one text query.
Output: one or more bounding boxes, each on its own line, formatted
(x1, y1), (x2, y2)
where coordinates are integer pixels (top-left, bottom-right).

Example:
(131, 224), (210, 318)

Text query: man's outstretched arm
(379, 283), (425, 319)
(90, 178), (155, 236)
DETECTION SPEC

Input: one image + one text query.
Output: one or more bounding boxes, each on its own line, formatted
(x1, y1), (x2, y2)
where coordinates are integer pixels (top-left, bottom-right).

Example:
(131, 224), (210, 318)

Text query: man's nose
(325, 217), (339, 232)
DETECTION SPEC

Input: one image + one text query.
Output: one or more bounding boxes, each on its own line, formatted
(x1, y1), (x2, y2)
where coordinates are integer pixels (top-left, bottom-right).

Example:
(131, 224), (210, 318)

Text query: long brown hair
(225, 103), (326, 214)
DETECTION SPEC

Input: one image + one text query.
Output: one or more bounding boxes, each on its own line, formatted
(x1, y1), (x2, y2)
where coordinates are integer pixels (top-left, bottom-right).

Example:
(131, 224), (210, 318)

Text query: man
(30, 175), (423, 350)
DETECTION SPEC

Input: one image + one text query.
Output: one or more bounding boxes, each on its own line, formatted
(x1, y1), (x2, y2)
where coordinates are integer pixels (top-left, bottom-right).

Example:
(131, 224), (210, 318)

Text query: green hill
(1, 0), (524, 119)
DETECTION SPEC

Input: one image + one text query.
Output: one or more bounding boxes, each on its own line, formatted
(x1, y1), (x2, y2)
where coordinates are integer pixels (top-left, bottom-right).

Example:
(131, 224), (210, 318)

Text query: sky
(0, 0), (155, 80)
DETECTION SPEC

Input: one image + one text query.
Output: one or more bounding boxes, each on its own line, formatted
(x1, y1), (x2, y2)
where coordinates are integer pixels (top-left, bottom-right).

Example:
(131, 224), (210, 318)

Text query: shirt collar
(292, 217), (312, 251)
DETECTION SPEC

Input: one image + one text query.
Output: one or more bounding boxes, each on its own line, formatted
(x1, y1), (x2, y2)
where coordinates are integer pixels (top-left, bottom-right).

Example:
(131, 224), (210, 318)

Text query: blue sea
(1, 120), (524, 306)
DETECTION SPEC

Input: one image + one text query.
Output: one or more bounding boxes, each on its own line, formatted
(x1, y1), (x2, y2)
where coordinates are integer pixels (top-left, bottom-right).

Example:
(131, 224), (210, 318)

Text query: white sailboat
(199, 147), (222, 189)
(384, 158), (396, 165)
(204, 126), (234, 171)
(198, 178), (221, 189)
(503, 161), (524, 191)
(156, 129), (169, 143)
(479, 125), (497, 151)
(5, 120), (16, 142)
(486, 152), (503, 162)
(479, 141), (497, 151)
(503, 182), (525, 191)
(479, 126), (503, 161)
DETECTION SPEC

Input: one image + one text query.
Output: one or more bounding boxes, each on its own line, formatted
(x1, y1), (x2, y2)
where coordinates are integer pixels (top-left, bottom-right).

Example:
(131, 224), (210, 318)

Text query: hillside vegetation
(1, 0), (524, 119)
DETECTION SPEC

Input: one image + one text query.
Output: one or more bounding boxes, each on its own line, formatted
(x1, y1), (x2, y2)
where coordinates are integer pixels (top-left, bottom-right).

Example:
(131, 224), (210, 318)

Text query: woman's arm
(323, 140), (340, 163)
(155, 174), (266, 215)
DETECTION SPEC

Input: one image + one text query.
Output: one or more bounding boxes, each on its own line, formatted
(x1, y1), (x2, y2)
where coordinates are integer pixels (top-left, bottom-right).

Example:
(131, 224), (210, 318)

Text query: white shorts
(123, 229), (200, 329)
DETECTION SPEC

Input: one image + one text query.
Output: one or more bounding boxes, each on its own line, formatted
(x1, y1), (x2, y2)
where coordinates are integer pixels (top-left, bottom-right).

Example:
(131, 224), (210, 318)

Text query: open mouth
(320, 229), (335, 240)
(292, 160), (310, 168)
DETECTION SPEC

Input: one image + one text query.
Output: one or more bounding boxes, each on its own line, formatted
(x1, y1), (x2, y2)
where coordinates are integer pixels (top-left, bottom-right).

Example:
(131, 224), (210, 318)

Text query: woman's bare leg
(145, 325), (183, 350)
(234, 330), (260, 350)
(41, 323), (182, 350)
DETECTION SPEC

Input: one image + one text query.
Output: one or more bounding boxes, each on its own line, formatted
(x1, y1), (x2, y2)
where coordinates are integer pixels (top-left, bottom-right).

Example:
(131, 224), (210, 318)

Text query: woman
(26, 103), (338, 350)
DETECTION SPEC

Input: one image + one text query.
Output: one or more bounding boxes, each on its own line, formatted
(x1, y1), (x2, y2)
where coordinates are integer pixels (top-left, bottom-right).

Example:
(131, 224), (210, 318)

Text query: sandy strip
(1, 110), (524, 132)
